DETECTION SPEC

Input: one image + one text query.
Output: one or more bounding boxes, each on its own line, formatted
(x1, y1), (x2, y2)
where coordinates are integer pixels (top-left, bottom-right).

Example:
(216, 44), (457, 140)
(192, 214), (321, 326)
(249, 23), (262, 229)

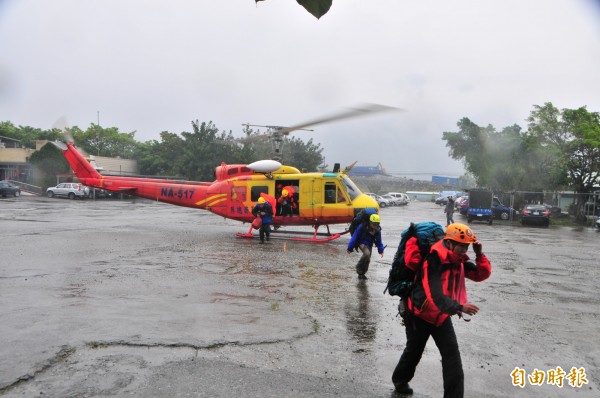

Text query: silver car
(46, 183), (90, 199)
(365, 192), (391, 208)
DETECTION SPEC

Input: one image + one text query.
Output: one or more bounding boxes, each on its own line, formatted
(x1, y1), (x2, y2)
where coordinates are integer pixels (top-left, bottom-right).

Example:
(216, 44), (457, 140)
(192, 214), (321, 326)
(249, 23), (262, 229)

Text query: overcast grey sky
(1, 0), (600, 178)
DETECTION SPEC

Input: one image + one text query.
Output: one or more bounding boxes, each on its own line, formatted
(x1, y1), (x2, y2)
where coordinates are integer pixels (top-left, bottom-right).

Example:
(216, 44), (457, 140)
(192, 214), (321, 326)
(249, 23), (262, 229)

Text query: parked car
(46, 183), (90, 199)
(381, 194), (402, 206)
(454, 196), (467, 209)
(386, 192), (409, 205)
(435, 195), (449, 206)
(365, 192), (391, 208)
(90, 188), (113, 198)
(458, 198), (517, 220)
(435, 191), (463, 206)
(0, 181), (21, 197)
(521, 204), (550, 227)
(459, 199), (470, 215)
(492, 198), (518, 220)
(541, 203), (562, 215)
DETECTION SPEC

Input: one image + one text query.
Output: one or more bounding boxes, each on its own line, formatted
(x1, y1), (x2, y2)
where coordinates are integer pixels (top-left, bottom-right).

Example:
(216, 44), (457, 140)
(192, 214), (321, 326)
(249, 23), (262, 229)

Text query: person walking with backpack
(444, 195), (455, 226)
(392, 223), (491, 397)
(251, 197), (273, 243)
(347, 213), (385, 279)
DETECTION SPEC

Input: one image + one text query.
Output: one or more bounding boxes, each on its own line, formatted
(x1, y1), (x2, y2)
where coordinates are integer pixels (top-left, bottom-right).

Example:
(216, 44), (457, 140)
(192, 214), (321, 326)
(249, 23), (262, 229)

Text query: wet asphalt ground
(0, 195), (598, 397)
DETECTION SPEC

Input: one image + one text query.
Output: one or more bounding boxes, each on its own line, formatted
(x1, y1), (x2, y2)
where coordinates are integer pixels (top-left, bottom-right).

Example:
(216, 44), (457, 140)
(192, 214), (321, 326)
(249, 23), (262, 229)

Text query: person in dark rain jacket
(252, 197), (273, 243)
(347, 213), (385, 279)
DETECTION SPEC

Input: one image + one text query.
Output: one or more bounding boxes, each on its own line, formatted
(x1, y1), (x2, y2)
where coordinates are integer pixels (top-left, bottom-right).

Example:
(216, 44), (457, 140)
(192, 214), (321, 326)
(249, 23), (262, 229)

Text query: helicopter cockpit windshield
(341, 175), (362, 201)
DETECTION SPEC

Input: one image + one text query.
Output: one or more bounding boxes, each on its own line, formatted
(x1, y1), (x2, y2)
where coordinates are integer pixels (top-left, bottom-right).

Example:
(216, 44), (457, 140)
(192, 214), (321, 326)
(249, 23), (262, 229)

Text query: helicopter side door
(298, 178), (317, 219)
(319, 179), (353, 220)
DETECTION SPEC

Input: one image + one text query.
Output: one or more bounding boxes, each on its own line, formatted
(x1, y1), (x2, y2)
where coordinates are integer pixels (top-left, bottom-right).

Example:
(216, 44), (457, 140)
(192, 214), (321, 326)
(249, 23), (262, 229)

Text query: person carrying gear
(391, 223), (491, 397)
(277, 189), (295, 217)
(251, 197), (273, 243)
(347, 213), (385, 279)
(444, 195), (455, 226)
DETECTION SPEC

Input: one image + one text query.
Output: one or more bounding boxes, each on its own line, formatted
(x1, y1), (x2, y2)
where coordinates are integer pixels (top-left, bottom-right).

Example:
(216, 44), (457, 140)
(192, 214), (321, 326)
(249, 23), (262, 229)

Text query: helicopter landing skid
(290, 233), (341, 243)
(235, 225), (343, 243)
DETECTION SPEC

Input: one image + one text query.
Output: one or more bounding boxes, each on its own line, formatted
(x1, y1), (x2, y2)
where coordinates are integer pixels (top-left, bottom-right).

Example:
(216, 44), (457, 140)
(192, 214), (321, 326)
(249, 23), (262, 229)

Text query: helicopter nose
(354, 193), (380, 211)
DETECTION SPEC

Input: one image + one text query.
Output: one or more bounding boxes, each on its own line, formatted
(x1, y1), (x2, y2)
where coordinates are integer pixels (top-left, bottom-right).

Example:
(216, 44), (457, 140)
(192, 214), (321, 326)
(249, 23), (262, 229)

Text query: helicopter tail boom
(61, 142), (103, 181)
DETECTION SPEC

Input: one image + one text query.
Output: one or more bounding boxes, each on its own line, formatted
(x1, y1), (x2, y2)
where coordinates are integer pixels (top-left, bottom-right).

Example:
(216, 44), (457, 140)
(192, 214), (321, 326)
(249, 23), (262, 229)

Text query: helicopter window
(231, 186), (246, 202)
(324, 183), (336, 204)
(325, 182), (347, 204)
(250, 186), (269, 202)
(341, 175), (361, 201)
(227, 168), (239, 176)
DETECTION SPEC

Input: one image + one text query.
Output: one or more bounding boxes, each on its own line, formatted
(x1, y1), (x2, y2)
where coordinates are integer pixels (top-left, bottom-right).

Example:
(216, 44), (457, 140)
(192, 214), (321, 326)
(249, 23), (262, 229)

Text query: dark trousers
(259, 223), (271, 241)
(280, 204), (292, 217)
(356, 244), (372, 275)
(446, 211), (455, 226)
(392, 315), (464, 398)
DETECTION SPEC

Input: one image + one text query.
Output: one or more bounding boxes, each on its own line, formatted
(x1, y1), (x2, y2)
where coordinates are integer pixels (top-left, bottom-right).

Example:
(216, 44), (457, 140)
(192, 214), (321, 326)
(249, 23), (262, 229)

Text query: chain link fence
(494, 190), (600, 225)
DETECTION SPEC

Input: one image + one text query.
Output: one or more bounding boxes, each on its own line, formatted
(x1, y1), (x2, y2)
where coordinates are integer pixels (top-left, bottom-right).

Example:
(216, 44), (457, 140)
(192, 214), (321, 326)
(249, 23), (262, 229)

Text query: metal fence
(494, 190), (600, 224)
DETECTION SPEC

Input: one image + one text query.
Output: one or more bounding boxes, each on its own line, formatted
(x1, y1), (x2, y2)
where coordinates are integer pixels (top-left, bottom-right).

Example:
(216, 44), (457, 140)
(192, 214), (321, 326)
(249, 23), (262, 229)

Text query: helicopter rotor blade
(53, 116), (90, 156)
(53, 116), (74, 143)
(277, 103), (402, 135)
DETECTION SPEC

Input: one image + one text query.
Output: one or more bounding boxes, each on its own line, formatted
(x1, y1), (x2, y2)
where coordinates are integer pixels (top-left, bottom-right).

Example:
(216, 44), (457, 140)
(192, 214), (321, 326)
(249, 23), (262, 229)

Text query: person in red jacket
(277, 189), (296, 217)
(392, 223), (492, 397)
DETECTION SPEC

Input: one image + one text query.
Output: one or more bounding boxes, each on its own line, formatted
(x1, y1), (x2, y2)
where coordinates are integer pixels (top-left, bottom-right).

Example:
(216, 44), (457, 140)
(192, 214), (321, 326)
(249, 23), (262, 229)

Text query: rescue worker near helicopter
(252, 197), (273, 243)
(347, 213), (385, 279)
(391, 223), (491, 397)
(277, 189), (296, 217)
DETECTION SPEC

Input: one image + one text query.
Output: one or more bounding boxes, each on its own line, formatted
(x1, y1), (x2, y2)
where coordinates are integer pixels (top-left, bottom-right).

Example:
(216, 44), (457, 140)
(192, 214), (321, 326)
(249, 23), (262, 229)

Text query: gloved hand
(347, 249), (353, 254)
(473, 240), (483, 256)
(464, 261), (477, 272)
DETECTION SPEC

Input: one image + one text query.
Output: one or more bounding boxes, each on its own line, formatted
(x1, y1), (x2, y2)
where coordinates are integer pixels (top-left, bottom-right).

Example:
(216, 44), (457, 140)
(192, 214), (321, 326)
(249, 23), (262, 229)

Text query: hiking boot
(266, 235), (270, 241)
(259, 240), (265, 244)
(393, 383), (413, 396)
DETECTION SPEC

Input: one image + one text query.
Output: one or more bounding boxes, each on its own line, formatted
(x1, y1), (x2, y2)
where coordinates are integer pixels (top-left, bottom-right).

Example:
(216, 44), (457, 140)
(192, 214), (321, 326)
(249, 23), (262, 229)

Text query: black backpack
(348, 208), (378, 236)
(384, 222), (445, 297)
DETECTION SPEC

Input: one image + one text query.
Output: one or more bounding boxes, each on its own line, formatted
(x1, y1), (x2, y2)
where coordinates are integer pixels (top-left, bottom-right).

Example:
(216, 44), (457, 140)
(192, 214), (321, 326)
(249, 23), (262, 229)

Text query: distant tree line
(443, 102), (600, 221)
(0, 119), (326, 183)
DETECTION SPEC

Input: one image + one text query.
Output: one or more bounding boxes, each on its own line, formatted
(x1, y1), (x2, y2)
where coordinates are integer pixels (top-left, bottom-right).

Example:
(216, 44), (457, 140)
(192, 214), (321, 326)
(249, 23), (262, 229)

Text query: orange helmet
(444, 223), (476, 244)
(258, 197), (265, 204)
(282, 189), (289, 197)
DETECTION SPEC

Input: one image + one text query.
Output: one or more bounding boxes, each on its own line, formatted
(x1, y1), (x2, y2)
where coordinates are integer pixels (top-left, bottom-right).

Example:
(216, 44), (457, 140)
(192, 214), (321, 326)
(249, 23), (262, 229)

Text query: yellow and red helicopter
(56, 105), (395, 242)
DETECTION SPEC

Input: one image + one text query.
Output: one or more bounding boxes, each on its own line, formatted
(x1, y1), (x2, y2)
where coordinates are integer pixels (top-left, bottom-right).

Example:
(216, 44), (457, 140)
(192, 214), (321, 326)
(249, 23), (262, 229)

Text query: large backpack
(384, 221), (445, 297)
(348, 208), (378, 236)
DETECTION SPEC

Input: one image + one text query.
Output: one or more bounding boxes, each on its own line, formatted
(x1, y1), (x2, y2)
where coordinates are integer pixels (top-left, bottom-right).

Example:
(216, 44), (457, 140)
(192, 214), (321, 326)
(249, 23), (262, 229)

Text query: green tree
(28, 143), (70, 189)
(0, 121), (19, 140)
(443, 118), (498, 188)
(135, 132), (186, 177)
(173, 121), (240, 181)
(443, 117), (566, 192)
(527, 103), (600, 220)
(282, 136), (325, 171)
(0, 121), (63, 148)
(69, 124), (139, 158)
